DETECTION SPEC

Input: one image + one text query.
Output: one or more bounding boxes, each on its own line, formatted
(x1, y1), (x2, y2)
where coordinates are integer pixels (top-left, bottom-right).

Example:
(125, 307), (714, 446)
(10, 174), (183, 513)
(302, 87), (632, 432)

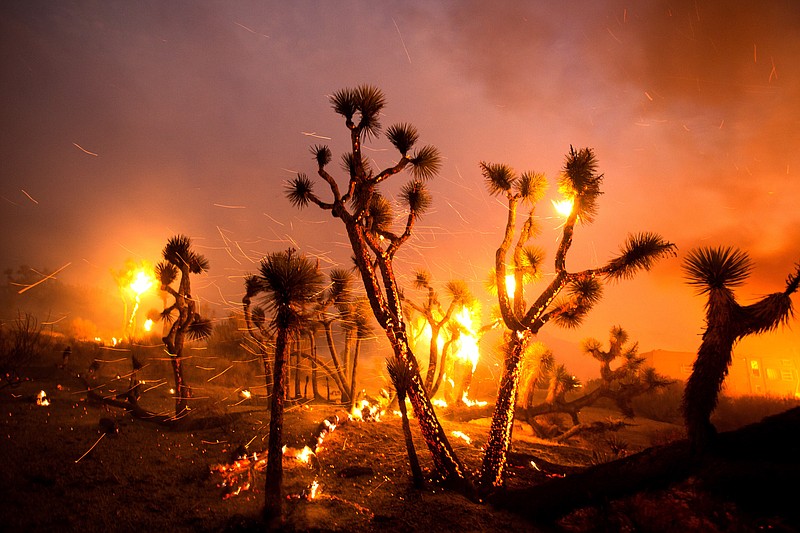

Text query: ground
(1, 358), (797, 532)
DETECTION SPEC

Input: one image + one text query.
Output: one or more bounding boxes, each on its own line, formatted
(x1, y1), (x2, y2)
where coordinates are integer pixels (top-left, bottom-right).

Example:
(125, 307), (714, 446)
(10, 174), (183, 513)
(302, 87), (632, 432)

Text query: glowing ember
(551, 198), (574, 217)
(239, 389), (252, 400)
(36, 390), (49, 406)
(349, 399), (384, 421)
(143, 318), (154, 332)
(451, 430), (472, 445)
(432, 398), (448, 408)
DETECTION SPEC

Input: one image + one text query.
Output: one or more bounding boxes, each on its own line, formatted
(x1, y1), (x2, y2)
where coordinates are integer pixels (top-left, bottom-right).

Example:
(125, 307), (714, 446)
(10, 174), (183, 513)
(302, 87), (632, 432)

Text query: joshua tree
(286, 85), (467, 485)
(681, 246), (800, 452)
(386, 355), (424, 488)
(402, 271), (475, 394)
(155, 235), (212, 418)
(247, 248), (324, 522)
(479, 147), (676, 489)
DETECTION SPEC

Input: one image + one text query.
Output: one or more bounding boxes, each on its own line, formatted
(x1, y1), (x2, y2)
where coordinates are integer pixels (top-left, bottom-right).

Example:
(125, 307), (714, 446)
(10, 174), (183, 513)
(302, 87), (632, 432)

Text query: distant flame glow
(36, 390), (49, 406)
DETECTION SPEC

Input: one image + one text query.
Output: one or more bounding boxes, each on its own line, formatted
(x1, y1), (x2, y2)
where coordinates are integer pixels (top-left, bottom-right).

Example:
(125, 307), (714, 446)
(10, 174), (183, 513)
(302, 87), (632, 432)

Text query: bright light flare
(143, 318), (154, 332)
(452, 307), (480, 373)
(551, 198), (574, 217)
(129, 269), (155, 296)
(505, 274), (516, 298)
(239, 389), (252, 400)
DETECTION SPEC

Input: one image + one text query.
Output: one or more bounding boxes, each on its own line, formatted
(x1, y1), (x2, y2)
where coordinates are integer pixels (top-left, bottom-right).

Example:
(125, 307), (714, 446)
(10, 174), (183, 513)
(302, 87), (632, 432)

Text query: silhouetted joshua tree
(247, 248), (324, 523)
(155, 235), (212, 418)
(479, 147), (676, 490)
(386, 355), (424, 488)
(682, 246), (800, 453)
(286, 85), (467, 485)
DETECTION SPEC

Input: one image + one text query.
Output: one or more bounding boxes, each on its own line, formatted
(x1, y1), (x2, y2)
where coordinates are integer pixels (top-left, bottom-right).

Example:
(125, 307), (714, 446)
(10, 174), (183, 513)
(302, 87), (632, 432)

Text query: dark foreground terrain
(1, 360), (798, 532)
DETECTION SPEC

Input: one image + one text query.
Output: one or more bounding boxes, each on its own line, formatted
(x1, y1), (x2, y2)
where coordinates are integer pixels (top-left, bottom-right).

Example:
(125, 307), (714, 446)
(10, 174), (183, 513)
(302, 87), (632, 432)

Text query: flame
(551, 198), (574, 217)
(239, 389), (252, 400)
(308, 479), (320, 499)
(36, 390), (49, 406)
(432, 398), (448, 408)
(461, 392), (488, 407)
(143, 318), (154, 332)
(129, 269), (155, 296)
(349, 399), (384, 421)
(452, 307), (480, 373)
(451, 430), (472, 445)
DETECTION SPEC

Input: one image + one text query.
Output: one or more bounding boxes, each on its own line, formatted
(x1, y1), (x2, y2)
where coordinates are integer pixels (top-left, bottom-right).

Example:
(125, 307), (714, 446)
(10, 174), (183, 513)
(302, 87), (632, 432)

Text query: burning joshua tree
(682, 246), (800, 453)
(155, 235), (212, 418)
(479, 147), (677, 489)
(285, 85), (467, 485)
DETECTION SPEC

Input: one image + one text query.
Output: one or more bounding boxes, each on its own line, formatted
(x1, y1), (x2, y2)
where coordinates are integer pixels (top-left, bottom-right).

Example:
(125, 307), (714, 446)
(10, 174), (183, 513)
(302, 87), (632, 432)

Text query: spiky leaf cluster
(256, 250), (324, 332)
(187, 317), (213, 341)
(605, 232), (678, 280)
(683, 246), (753, 294)
(400, 180), (432, 215)
(559, 146), (603, 223)
(286, 174), (315, 208)
(386, 123), (418, 156)
(155, 262), (178, 286)
(162, 234), (209, 273)
(330, 85), (386, 140)
(551, 277), (603, 329)
(409, 145), (442, 181)
(480, 162), (515, 196)
(311, 144), (332, 167)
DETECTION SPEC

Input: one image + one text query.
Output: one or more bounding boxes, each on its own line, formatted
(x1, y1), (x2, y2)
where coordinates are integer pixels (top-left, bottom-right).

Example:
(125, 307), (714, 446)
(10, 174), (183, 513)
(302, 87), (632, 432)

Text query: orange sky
(1, 1), (799, 378)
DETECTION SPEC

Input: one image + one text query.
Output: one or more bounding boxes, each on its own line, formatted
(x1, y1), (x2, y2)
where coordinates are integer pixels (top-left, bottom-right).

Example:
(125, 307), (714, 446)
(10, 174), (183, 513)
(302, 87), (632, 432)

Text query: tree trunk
(264, 326), (289, 523)
(398, 391), (424, 488)
(479, 330), (529, 489)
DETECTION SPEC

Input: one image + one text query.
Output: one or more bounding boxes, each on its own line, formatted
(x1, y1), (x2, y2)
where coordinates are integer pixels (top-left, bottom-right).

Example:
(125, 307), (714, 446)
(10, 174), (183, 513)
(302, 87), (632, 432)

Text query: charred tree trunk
(264, 326), (289, 523)
(479, 330), (529, 489)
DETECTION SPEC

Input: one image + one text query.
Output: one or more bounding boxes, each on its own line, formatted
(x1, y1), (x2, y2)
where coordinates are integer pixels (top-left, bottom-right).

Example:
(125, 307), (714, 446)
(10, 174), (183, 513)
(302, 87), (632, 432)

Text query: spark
(17, 262), (71, 294)
(606, 27), (622, 44)
(72, 142), (98, 156)
(20, 189), (38, 204)
(233, 21), (269, 39)
(392, 17), (412, 64)
(644, 91), (653, 102)
(75, 433), (106, 463)
(207, 365), (233, 382)
(769, 57), (778, 83)
(301, 131), (332, 140)
(262, 212), (285, 226)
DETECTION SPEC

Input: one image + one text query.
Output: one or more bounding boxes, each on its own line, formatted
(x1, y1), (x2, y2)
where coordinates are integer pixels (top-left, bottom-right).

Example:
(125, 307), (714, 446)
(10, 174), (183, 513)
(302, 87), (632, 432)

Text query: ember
(36, 390), (49, 406)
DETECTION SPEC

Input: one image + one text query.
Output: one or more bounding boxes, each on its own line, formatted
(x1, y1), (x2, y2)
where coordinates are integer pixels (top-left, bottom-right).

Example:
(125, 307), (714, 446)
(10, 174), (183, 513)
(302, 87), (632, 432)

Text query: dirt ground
(1, 358), (796, 532)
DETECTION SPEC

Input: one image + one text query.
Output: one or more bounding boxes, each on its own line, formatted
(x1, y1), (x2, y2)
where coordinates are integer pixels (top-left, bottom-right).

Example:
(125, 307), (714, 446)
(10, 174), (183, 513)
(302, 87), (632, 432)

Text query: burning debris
(35, 390), (49, 406)
(211, 413), (341, 499)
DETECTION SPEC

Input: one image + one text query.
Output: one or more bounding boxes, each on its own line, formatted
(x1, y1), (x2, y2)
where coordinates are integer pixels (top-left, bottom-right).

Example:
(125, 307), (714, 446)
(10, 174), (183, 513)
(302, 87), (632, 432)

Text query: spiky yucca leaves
(286, 173), (316, 209)
(258, 249), (324, 331)
(681, 246), (799, 453)
(162, 234), (209, 273)
(605, 232), (680, 280)
(386, 356), (424, 487)
(400, 180), (433, 215)
(559, 146), (603, 223)
(155, 262), (178, 286)
(330, 85), (386, 139)
(683, 246), (753, 294)
(386, 123), (419, 156)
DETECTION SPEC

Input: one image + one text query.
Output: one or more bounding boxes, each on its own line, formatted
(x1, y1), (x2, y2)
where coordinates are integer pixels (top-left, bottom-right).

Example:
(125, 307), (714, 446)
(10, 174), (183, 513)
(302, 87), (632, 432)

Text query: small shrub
(712, 393), (800, 432)
(631, 381), (684, 423)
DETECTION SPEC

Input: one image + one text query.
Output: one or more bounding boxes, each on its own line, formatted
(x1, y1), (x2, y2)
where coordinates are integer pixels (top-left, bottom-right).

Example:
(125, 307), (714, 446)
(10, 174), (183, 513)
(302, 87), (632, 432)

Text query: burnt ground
(1, 361), (798, 532)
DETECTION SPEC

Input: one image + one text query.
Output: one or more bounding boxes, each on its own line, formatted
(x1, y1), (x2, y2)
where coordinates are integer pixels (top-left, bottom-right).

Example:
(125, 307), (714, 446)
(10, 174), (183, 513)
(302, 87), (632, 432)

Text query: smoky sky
(1, 0), (798, 360)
